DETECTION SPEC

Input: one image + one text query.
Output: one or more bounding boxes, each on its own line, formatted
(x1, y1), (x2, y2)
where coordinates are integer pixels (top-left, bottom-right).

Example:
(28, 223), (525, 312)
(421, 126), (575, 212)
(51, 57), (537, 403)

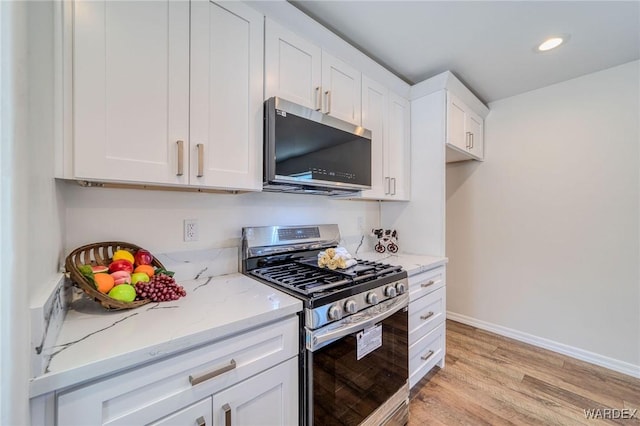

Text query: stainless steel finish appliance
(263, 97), (372, 195)
(242, 224), (409, 425)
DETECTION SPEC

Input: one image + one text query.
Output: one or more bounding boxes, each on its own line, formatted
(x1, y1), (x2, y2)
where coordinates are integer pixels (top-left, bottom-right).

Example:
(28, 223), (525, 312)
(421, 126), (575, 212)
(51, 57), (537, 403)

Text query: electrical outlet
(184, 219), (198, 242)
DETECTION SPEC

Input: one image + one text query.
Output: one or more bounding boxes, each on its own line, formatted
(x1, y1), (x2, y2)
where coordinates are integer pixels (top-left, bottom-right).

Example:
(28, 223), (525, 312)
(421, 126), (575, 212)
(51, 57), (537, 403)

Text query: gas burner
(242, 224), (407, 326)
(250, 257), (403, 298)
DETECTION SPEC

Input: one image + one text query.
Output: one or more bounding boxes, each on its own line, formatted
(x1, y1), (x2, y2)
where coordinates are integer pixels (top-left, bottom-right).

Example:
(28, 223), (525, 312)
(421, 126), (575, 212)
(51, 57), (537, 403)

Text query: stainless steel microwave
(263, 97), (372, 195)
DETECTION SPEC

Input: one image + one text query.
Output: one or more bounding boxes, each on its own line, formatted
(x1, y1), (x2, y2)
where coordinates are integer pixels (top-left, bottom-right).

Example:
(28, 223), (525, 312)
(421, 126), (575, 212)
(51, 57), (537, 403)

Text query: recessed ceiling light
(535, 35), (570, 52)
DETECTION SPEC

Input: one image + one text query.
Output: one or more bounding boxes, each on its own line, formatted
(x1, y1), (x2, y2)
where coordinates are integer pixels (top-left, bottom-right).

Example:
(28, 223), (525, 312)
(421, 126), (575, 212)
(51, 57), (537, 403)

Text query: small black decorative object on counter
(371, 228), (399, 253)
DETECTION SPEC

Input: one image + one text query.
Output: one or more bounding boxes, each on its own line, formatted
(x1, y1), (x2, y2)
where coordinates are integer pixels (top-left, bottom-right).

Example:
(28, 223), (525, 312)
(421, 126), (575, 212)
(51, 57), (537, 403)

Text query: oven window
(312, 309), (408, 425)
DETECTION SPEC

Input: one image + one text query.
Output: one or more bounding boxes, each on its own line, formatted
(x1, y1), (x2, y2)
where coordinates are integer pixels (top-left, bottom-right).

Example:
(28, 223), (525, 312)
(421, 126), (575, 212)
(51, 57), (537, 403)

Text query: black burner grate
(249, 258), (402, 297)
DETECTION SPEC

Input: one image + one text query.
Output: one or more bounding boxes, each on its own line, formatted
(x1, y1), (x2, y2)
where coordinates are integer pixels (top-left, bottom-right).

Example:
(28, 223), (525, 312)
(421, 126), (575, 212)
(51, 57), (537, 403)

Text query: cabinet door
(190, 0), (263, 191)
(212, 358), (298, 426)
(73, 0), (189, 184)
(360, 76), (388, 199)
(265, 19), (322, 109)
(467, 110), (484, 160)
(387, 92), (411, 200)
(322, 52), (362, 125)
(446, 91), (468, 152)
(149, 398), (212, 426)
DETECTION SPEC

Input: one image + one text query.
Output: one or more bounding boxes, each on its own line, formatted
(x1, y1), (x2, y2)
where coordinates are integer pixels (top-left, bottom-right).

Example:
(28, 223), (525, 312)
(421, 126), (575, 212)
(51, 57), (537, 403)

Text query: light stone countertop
(358, 252), (448, 276)
(29, 273), (302, 398)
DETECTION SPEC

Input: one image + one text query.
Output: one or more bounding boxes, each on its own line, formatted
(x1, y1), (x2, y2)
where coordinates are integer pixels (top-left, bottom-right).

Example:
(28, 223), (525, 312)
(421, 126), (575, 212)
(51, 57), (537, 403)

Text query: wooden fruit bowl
(65, 241), (164, 310)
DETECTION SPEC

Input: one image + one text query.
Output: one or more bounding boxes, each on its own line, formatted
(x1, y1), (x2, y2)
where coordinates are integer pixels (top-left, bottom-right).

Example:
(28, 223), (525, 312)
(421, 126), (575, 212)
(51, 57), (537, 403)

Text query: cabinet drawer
(409, 286), (445, 345)
(408, 266), (445, 302)
(409, 323), (445, 389)
(57, 316), (298, 426)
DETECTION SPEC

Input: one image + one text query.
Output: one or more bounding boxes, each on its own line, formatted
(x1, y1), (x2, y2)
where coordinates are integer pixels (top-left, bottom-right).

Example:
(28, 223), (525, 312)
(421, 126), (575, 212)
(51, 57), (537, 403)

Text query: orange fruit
(94, 273), (115, 294)
(134, 264), (155, 278)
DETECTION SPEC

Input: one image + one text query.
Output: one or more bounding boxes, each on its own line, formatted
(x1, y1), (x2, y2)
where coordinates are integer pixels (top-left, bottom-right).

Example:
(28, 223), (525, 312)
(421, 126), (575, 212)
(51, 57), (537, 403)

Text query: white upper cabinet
(446, 91), (484, 162)
(360, 76), (388, 199)
(73, 0), (190, 185)
(321, 52), (362, 125)
(358, 77), (410, 201)
(70, 0), (263, 191)
(466, 108), (484, 159)
(265, 19), (322, 110)
(265, 18), (362, 126)
(190, 0), (264, 191)
(387, 92), (411, 200)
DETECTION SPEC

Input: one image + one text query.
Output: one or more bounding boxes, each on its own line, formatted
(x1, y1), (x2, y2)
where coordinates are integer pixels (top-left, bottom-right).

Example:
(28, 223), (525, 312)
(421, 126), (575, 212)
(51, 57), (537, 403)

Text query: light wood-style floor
(409, 320), (640, 425)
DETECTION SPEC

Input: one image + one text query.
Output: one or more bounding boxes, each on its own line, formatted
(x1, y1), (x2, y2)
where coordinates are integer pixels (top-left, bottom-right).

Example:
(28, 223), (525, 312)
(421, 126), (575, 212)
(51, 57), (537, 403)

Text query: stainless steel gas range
(241, 224), (409, 426)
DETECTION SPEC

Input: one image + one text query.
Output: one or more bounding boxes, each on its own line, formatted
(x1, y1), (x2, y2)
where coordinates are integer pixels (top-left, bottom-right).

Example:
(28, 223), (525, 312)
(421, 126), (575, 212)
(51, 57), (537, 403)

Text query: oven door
(305, 295), (408, 425)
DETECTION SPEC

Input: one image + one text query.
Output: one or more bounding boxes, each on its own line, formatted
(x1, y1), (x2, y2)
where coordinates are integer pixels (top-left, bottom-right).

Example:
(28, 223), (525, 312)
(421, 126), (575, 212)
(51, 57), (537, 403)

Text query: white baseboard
(446, 311), (640, 379)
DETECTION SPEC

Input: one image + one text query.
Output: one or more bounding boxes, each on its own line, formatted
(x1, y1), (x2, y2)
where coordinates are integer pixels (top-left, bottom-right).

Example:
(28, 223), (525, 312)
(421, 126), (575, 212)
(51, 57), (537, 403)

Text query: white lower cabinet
(56, 317), (298, 426)
(148, 358), (298, 426)
(212, 358), (298, 426)
(408, 266), (446, 389)
(409, 323), (445, 388)
(149, 397), (212, 426)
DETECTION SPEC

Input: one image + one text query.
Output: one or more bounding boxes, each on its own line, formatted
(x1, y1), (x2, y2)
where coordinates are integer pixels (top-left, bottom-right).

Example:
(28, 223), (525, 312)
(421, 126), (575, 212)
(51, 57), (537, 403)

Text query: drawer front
(409, 323), (445, 389)
(409, 286), (445, 345)
(408, 266), (445, 302)
(57, 316), (299, 426)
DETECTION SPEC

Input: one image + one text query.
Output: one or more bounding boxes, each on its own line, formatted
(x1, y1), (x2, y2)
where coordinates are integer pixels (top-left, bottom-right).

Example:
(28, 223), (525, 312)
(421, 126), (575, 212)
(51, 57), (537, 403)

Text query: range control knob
(366, 292), (379, 305)
(328, 305), (342, 321)
(385, 286), (397, 298)
(344, 299), (358, 314)
(395, 282), (407, 295)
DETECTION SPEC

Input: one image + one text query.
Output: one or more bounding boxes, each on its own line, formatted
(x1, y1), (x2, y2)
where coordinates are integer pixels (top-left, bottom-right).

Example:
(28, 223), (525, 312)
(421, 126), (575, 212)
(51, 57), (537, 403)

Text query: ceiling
(288, 1), (640, 103)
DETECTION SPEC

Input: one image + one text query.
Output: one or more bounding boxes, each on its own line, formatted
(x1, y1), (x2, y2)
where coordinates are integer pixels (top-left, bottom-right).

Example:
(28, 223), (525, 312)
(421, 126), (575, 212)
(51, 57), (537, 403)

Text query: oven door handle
(306, 294), (408, 352)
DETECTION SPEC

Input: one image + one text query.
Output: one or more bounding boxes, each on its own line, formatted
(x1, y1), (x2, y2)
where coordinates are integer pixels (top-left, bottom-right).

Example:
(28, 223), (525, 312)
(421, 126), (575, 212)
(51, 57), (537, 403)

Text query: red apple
(134, 249), (153, 266)
(109, 259), (134, 273)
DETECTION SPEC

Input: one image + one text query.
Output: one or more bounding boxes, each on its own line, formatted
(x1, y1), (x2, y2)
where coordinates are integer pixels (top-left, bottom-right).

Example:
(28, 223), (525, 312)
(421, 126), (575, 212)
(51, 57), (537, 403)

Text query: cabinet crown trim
(410, 71), (489, 118)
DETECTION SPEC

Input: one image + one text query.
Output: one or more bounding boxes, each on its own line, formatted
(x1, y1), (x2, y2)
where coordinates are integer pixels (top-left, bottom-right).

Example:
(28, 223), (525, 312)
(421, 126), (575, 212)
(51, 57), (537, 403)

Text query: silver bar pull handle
(196, 143), (204, 177)
(470, 132), (474, 149)
(176, 140), (184, 176)
(421, 280), (435, 288)
(420, 311), (434, 321)
(391, 177), (396, 195)
(385, 177), (390, 195)
(324, 90), (331, 114)
(315, 86), (322, 111)
(421, 350), (435, 361)
(196, 416), (206, 426)
(189, 359), (236, 386)
(223, 403), (232, 426)
(308, 294), (408, 351)
(465, 132), (471, 149)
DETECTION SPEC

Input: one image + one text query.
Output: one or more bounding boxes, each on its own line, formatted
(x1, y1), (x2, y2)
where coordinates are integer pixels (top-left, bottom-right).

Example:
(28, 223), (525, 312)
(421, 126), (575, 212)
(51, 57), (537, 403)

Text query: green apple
(108, 284), (136, 302)
(130, 272), (150, 285)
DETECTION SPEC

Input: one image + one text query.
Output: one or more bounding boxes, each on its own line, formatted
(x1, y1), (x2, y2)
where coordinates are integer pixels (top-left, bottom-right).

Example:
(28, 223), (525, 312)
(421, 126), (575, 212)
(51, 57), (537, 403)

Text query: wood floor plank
(450, 356), (590, 425)
(521, 374), (629, 426)
(409, 320), (640, 425)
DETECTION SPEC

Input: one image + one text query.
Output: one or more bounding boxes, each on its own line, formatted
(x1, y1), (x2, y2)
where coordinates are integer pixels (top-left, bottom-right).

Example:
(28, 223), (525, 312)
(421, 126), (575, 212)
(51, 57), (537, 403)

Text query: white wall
(61, 183), (380, 258)
(1, 2), (65, 423)
(446, 61), (640, 371)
